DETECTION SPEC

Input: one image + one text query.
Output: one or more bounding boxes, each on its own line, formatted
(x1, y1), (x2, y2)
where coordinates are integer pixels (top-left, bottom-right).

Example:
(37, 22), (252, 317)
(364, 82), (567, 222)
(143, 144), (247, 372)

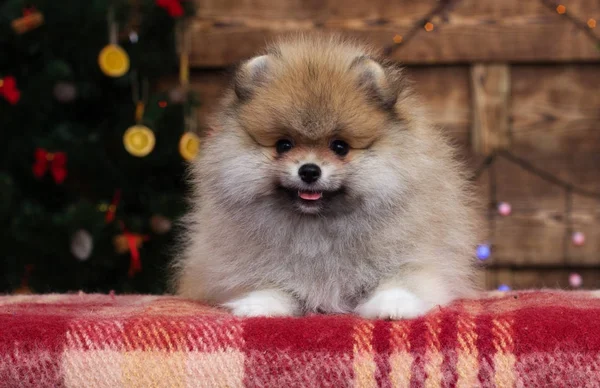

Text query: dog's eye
(275, 139), (294, 154)
(330, 140), (349, 156)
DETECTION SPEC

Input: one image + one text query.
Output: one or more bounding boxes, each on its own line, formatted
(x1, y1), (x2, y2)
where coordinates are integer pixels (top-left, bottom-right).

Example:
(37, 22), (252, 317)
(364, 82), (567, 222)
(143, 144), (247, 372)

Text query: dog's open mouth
(278, 186), (344, 209)
(298, 191), (322, 201)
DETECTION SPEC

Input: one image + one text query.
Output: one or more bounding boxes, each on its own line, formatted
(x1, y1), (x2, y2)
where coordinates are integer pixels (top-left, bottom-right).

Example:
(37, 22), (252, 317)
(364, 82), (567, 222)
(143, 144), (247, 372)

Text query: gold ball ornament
(98, 44), (130, 77)
(179, 132), (200, 161)
(123, 125), (155, 157)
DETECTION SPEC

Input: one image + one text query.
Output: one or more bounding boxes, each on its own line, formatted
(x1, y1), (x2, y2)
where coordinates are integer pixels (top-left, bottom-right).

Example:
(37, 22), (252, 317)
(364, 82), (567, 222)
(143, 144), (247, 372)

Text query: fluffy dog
(172, 34), (481, 319)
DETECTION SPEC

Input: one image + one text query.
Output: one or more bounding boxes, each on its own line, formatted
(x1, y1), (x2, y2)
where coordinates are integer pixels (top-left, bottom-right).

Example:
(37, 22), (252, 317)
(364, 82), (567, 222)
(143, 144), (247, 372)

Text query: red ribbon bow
(32, 148), (67, 184)
(118, 221), (149, 278)
(0, 76), (21, 105)
(125, 232), (143, 277)
(156, 0), (184, 17)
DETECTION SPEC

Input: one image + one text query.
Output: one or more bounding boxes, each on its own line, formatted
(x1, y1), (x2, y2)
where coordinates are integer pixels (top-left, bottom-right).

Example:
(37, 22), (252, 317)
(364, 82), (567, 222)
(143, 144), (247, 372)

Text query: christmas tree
(0, 0), (198, 294)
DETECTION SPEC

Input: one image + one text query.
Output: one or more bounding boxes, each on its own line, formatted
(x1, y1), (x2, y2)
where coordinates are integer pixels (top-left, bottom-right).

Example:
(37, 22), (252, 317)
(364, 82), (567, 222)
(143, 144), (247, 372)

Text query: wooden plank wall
(189, 0), (600, 65)
(183, 0), (600, 290)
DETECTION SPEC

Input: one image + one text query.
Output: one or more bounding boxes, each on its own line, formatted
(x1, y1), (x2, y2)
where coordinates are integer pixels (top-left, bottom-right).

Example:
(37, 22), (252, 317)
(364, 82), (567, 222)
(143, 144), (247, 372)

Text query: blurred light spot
(476, 244), (491, 260)
(572, 231), (585, 246)
(129, 31), (139, 43)
(569, 273), (582, 288)
(497, 202), (512, 216)
(498, 284), (511, 292)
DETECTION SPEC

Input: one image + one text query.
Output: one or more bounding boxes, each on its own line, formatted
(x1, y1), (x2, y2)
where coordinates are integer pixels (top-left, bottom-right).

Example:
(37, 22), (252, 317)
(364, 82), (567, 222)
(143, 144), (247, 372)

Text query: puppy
(172, 34), (481, 319)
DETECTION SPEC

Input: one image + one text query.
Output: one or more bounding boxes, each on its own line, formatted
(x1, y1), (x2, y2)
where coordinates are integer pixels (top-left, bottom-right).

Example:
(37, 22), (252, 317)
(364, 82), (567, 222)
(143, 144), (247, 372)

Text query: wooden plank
(473, 63), (600, 266)
(568, 195), (600, 265)
(405, 66), (471, 154)
(493, 155), (571, 213)
(476, 156), (600, 266)
(194, 0), (435, 19)
(188, 71), (231, 131)
(470, 64), (511, 155)
(190, 0), (600, 66)
(510, 65), (600, 156)
(485, 268), (600, 290)
(505, 64), (600, 210)
(491, 152), (600, 212)
(492, 210), (567, 266)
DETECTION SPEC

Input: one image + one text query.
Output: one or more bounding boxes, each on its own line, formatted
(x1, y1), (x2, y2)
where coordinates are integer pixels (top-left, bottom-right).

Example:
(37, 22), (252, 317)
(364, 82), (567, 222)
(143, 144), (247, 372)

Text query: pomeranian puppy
(173, 34), (481, 319)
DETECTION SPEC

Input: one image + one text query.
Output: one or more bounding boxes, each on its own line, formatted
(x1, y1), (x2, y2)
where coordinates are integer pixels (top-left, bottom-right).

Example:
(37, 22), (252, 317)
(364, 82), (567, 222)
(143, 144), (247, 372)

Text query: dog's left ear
(233, 54), (271, 101)
(350, 56), (405, 110)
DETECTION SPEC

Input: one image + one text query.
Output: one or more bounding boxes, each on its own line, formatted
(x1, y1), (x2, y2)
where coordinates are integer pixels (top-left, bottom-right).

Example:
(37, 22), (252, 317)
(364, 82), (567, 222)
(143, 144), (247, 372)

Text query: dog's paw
(222, 289), (300, 317)
(355, 288), (429, 320)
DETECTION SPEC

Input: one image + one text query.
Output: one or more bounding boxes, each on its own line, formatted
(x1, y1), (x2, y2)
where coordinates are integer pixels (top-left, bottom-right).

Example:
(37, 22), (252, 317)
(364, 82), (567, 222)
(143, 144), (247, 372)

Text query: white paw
(355, 288), (429, 320)
(222, 289), (300, 317)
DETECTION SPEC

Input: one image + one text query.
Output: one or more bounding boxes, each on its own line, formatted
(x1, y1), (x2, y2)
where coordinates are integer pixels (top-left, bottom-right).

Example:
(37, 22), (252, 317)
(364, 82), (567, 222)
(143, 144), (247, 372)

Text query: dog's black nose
(298, 163), (321, 183)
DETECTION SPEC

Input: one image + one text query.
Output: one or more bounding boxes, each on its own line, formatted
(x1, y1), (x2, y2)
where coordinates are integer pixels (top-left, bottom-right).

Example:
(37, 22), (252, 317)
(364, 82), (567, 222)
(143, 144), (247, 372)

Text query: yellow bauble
(98, 44), (130, 77)
(123, 125), (155, 157)
(179, 132), (200, 161)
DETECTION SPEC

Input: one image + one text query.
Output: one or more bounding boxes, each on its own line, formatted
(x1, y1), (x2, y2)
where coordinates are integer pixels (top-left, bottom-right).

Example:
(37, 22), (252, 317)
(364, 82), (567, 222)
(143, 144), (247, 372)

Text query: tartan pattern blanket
(1, 291), (600, 388)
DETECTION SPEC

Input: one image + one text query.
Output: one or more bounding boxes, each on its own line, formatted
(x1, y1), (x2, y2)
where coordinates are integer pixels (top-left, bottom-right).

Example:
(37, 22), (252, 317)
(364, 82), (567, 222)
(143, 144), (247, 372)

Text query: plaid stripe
(1, 290), (600, 387)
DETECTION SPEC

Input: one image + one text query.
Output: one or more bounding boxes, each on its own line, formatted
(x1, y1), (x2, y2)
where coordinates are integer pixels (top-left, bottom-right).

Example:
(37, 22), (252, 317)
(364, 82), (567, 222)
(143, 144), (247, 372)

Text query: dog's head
(201, 35), (417, 216)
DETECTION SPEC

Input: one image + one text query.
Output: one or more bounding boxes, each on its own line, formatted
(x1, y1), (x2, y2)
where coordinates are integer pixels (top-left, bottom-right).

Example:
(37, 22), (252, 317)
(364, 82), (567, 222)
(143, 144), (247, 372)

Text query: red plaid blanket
(1, 290), (599, 387)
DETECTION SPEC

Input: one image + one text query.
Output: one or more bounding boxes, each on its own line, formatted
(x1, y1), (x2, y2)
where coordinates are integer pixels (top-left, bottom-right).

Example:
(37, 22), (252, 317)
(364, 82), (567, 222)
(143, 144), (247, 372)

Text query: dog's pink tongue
(298, 191), (322, 201)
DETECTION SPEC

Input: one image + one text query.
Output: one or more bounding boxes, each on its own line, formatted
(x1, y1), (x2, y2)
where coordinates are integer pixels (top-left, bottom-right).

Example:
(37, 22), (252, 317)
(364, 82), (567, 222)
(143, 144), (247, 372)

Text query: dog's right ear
(349, 55), (407, 111)
(233, 55), (271, 101)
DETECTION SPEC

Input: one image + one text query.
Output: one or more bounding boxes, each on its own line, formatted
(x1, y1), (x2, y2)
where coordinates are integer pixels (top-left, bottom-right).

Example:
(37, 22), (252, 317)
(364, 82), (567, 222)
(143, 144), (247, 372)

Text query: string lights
(383, 0), (459, 56)
(385, 0), (600, 56)
(382, 1), (599, 291)
(540, 0), (600, 47)
(497, 202), (512, 217)
(471, 150), (600, 290)
(498, 284), (511, 292)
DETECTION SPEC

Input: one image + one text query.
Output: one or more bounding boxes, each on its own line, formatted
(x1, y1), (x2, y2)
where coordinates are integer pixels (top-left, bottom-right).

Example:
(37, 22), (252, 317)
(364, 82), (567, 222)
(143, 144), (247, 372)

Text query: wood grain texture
(190, 0), (600, 66)
(486, 268), (600, 290)
(471, 64), (510, 155)
(568, 195), (600, 265)
(510, 64), (600, 158)
(405, 66), (472, 154)
(503, 65), (600, 210)
(492, 209), (567, 266)
(194, 0), (434, 19)
(476, 156), (600, 266)
(473, 64), (600, 267)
